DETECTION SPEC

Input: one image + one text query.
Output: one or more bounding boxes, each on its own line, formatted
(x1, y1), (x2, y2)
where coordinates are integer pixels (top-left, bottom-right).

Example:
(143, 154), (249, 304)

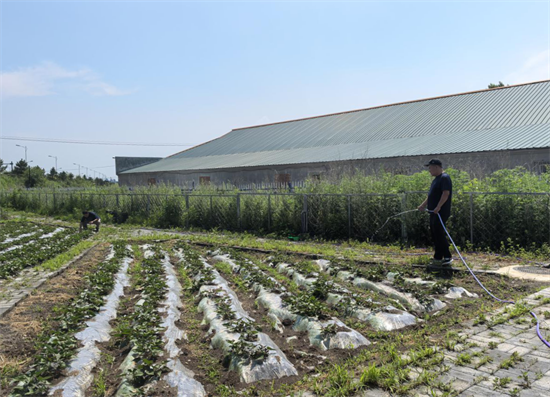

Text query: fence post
(469, 193), (474, 245)
(348, 195), (352, 239)
(147, 194), (151, 215)
(267, 194), (272, 231)
(236, 193), (241, 230)
(210, 195), (213, 228)
(185, 194), (190, 227)
(116, 194), (119, 208)
(302, 194), (308, 234)
(401, 194), (407, 244)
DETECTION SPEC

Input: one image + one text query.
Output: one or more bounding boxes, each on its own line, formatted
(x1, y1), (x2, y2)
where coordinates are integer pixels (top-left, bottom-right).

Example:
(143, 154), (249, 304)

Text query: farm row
(5, 235), (522, 396)
(0, 221), (92, 278)
(2, 218), (549, 395)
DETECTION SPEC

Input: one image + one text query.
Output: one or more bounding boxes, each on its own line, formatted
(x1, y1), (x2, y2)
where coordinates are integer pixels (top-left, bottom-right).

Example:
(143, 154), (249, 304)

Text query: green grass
(37, 240), (96, 272)
(499, 351), (524, 370)
(92, 368), (107, 397)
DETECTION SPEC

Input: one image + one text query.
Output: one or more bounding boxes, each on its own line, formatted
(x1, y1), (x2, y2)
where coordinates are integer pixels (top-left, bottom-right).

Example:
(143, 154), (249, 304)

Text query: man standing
(417, 159), (453, 266)
(80, 210), (101, 233)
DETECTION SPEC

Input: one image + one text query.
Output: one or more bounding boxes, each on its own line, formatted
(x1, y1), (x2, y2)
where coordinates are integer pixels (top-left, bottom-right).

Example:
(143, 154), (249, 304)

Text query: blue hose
(430, 210), (550, 348)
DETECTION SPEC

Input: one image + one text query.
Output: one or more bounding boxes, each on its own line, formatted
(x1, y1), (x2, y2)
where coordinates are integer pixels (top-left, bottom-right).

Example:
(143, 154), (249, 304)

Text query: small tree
(0, 159), (7, 173)
(48, 167), (58, 180)
(24, 166), (46, 188)
(488, 81), (505, 89)
(13, 159), (29, 176)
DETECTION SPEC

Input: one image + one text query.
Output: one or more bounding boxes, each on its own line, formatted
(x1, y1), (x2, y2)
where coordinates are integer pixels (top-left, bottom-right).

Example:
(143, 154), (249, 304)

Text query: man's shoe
(442, 258), (453, 266)
(429, 259), (443, 267)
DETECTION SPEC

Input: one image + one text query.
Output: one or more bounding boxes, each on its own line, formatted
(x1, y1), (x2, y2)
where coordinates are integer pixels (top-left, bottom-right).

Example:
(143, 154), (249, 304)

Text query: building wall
(114, 157), (163, 175)
(117, 148), (550, 187)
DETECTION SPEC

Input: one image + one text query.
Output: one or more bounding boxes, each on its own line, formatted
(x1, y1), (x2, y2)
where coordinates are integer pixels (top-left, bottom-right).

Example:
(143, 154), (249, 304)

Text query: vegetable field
(1, 220), (549, 396)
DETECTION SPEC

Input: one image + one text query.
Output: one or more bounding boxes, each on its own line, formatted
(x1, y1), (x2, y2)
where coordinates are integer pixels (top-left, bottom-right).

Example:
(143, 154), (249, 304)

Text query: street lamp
(73, 163), (81, 176)
(26, 160), (34, 188)
(48, 155), (58, 170)
(15, 145), (27, 162)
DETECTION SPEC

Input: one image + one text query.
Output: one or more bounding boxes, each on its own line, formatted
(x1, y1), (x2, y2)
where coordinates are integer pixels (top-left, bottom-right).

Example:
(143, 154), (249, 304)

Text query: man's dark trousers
(430, 214), (451, 260)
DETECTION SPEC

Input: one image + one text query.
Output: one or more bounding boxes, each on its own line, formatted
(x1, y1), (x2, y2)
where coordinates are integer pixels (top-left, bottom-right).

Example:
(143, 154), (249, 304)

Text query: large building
(117, 80), (550, 187)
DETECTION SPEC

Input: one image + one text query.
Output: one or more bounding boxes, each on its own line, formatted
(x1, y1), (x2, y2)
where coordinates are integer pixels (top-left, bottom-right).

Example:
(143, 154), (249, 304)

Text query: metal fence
(1, 190), (549, 250)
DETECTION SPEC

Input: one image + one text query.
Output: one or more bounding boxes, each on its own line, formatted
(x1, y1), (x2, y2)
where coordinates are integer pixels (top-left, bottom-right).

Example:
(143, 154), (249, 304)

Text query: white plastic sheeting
(445, 287), (478, 299)
(0, 228), (66, 254)
(2, 231), (36, 244)
(39, 227), (65, 239)
(315, 260), (446, 314)
(276, 263), (317, 289)
(212, 254), (370, 351)
(49, 247), (131, 397)
(178, 252), (298, 384)
(159, 254), (206, 396)
(276, 262), (417, 332)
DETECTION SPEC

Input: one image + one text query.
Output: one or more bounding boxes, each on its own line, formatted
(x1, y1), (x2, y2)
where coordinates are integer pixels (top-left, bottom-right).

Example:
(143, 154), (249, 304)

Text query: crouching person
(80, 210), (101, 233)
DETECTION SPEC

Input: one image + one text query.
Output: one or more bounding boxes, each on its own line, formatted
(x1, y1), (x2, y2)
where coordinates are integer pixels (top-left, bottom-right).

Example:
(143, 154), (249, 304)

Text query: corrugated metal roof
(123, 80), (550, 174)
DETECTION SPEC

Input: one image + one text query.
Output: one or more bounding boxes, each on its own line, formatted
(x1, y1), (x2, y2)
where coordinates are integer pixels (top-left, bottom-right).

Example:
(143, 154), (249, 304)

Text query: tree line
(0, 159), (113, 188)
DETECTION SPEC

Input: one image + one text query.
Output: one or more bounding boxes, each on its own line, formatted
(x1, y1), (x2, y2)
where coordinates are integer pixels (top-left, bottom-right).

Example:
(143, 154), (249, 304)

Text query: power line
(1, 136), (195, 147)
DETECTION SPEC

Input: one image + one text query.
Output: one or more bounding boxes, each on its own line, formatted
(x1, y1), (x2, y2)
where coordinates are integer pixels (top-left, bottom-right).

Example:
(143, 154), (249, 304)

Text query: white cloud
(0, 61), (135, 98)
(505, 50), (550, 85)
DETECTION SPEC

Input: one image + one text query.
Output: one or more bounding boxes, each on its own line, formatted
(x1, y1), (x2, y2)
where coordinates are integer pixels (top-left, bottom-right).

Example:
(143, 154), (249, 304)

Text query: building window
(148, 178), (157, 185)
(200, 176), (211, 185)
(310, 174), (321, 182)
(275, 173), (291, 188)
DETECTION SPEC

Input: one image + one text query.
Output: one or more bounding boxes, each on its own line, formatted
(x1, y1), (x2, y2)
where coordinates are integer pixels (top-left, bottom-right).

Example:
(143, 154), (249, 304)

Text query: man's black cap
(424, 159), (442, 167)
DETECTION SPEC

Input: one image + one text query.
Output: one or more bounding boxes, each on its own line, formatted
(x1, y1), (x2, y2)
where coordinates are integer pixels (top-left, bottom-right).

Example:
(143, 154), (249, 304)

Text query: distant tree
(68, 172), (75, 180)
(0, 159), (7, 173)
(59, 171), (68, 181)
(488, 81), (505, 89)
(24, 166), (46, 188)
(13, 159), (29, 176)
(48, 167), (58, 180)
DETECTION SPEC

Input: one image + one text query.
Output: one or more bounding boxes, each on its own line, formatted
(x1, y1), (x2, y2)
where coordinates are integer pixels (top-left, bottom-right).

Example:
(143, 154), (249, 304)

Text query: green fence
(1, 190), (549, 251)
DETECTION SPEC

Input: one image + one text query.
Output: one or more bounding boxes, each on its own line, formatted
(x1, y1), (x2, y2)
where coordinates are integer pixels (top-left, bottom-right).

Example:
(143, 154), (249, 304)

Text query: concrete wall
(115, 157), (163, 175)
(117, 148), (550, 187)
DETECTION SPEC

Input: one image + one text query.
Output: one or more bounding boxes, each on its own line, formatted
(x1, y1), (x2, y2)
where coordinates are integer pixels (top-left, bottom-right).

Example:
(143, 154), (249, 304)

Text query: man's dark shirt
(428, 173), (452, 219)
(81, 211), (100, 223)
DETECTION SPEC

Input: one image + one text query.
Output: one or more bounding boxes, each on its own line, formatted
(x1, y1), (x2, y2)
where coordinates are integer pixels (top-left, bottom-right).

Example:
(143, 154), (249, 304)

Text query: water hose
(429, 210), (550, 348)
(370, 209), (418, 241)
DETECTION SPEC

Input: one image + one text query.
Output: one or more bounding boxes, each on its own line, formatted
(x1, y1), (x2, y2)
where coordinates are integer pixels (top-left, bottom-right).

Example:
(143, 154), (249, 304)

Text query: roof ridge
(231, 79), (550, 131)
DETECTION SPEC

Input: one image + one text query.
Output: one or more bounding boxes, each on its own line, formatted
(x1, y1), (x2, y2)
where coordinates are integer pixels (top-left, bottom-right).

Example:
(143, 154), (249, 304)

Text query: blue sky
(1, 0), (549, 179)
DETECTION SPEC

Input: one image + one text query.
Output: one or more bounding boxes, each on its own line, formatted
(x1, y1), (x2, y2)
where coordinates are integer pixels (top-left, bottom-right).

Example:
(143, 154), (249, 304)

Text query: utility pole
(26, 160), (34, 188)
(16, 145), (27, 162)
(73, 163), (81, 176)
